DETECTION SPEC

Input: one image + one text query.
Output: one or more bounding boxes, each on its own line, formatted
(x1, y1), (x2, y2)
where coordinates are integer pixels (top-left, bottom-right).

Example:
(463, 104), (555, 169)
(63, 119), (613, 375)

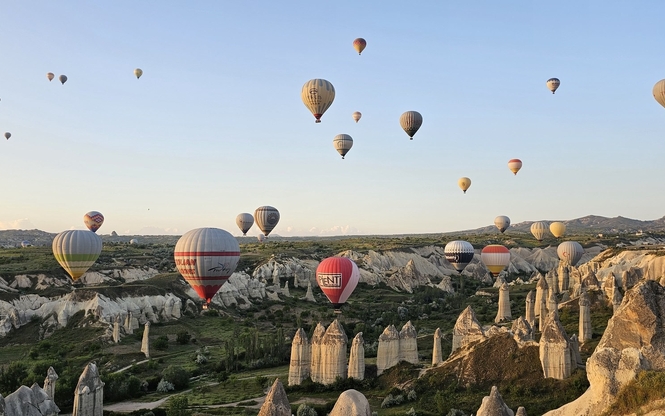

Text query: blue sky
(0, 1), (663, 236)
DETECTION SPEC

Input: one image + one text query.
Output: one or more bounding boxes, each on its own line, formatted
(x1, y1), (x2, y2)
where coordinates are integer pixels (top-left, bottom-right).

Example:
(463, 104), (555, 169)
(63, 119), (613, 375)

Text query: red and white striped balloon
(480, 245), (511, 277)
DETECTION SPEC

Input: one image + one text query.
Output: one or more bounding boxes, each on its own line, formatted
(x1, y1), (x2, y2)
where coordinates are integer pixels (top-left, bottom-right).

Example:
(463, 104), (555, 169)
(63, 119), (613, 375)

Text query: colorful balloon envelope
(400, 111), (422, 140)
(549, 221), (566, 238)
(301, 79), (335, 123)
(174, 228), (240, 304)
(59, 75), (67, 85)
(547, 78), (560, 94)
(134, 68), (143, 79)
(458, 177), (471, 193)
(257, 234), (266, 243)
(316, 256), (360, 311)
(530, 221), (549, 241)
(557, 241), (584, 266)
(352, 111), (362, 123)
(47, 72), (54, 82)
(83, 211), (104, 233)
(235, 213), (254, 236)
(444, 240), (475, 273)
(353, 38), (366, 55)
(653, 80), (665, 109)
(481, 245), (511, 277)
(333, 134), (353, 159)
(254, 206), (280, 236)
(508, 159), (522, 175)
(52, 230), (102, 281)
(494, 216), (511, 233)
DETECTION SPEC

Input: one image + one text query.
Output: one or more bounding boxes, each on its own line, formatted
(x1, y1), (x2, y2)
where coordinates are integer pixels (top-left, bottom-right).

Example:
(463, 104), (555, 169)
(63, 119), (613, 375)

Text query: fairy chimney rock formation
(348, 332), (365, 380)
(432, 328), (443, 366)
(123, 312), (134, 335)
(538, 289), (548, 332)
(535, 275), (549, 317)
(516, 407), (527, 416)
(547, 290), (558, 317)
(288, 328), (310, 386)
(329, 389), (372, 416)
(452, 305), (486, 354)
(569, 334), (583, 367)
(31, 383), (59, 416)
(493, 274), (507, 288)
(476, 386), (514, 416)
(72, 362), (104, 416)
(525, 290), (536, 328)
(282, 281), (291, 297)
(5, 384), (58, 416)
(603, 273), (616, 302)
(309, 322), (326, 383)
(140, 321), (150, 358)
(495, 283), (512, 323)
(582, 270), (600, 289)
(112, 315), (120, 343)
(304, 280), (316, 302)
(579, 290), (592, 342)
(376, 324), (400, 375)
(399, 321), (419, 364)
(511, 316), (533, 344)
(539, 312), (572, 380)
(558, 262), (570, 292)
(612, 287), (623, 313)
(546, 269), (559, 296)
(257, 378), (290, 416)
(319, 319), (348, 385)
(43, 366), (58, 399)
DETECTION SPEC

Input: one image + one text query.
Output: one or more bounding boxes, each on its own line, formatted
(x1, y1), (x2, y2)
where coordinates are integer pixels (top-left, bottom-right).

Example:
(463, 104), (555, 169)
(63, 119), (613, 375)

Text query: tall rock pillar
(376, 325), (400, 375)
(319, 319), (348, 385)
(140, 321), (150, 358)
(525, 290), (536, 328)
(288, 328), (310, 386)
(539, 312), (572, 380)
(579, 289), (592, 342)
(535, 275), (549, 317)
(348, 332), (365, 380)
(43, 366), (58, 399)
(399, 321), (419, 364)
(309, 322), (326, 383)
(495, 283), (511, 323)
(72, 362), (105, 416)
(432, 328), (443, 367)
(451, 305), (485, 354)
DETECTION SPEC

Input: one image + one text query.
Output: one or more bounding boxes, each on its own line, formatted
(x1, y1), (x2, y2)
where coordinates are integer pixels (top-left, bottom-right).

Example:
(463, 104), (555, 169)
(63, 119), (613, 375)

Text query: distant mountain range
(1, 215), (664, 247)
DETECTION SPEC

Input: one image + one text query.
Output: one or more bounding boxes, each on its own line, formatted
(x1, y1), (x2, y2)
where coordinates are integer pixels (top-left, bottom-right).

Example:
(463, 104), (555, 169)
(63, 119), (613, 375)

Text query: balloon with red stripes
(316, 256), (360, 312)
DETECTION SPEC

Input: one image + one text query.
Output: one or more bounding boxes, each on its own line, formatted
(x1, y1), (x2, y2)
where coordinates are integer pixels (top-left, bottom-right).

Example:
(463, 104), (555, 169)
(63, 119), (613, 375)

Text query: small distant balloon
(59, 75), (68, 85)
(134, 68), (143, 79)
(400, 111), (422, 140)
(254, 206), (280, 236)
(47, 72), (54, 82)
(4, 132), (10, 140)
(494, 215), (511, 233)
(352, 111), (362, 123)
(236, 213), (254, 236)
(549, 221), (566, 238)
(257, 234), (266, 243)
(507, 159), (522, 175)
(333, 134), (353, 159)
(458, 177), (471, 194)
(301, 79), (335, 123)
(130, 238), (139, 245)
(530, 221), (549, 242)
(547, 78), (560, 94)
(83, 211), (104, 233)
(353, 38), (367, 55)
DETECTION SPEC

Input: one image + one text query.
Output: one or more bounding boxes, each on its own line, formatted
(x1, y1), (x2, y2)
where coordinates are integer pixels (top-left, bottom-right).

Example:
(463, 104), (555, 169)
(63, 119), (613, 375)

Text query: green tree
(162, 366), (189, 390)
(0, 362), (28, 395)
(167, 395), (190, 416)
(176, 331), (191, 345)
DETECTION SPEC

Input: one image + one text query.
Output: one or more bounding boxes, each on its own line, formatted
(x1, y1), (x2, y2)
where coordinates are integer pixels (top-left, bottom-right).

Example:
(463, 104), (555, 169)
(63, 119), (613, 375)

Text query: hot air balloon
(352, 111), (362, 123)
(254, 206), (280, 237)
(508, 159), (522, 175)
(653, 80), (665, 109)
(301, 79), (335, 123)
(444, 240), (475, 273)
(458, 177), (471, 194)
(316, 256), (360, 312)
(4, 132), (10, 140)
(481, 244), (511, 277)
(550, 221), (566, 238)
(174, 227), (240, 305)
(333, 134), (353, 159)
(400, 111), (422, 140)
(83, 211), (104, 233)
(59, 75), (68, 85)
(494, 216), (511, 233)
(236, 213), (254, 236)
(547, 78), (560, 94)
(134, 68), (143, 79)
(353, 38), (366, 55)
(530, 221), (549, 242)
(557, 241), (584, 266)
(257, 234), (266, 243)
(52, 230), (102, 281)
(130, 239), (139, 244)
(47, 72), (54, 82)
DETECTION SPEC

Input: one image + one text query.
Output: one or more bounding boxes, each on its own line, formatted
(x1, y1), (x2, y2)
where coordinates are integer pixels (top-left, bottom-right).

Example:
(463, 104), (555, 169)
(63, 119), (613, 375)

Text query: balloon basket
(333, 309), (342, 315)
(202, 304), (209, 310)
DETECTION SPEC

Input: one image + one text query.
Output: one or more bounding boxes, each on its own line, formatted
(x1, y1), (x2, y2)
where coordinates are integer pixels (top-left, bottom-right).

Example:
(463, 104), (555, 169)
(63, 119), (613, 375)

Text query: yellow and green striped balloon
(52, 230), (102, 281)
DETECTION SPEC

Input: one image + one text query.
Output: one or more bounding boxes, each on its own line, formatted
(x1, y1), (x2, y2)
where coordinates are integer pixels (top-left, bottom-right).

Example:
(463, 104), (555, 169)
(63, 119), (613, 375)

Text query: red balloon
(316, 257), (360, 310)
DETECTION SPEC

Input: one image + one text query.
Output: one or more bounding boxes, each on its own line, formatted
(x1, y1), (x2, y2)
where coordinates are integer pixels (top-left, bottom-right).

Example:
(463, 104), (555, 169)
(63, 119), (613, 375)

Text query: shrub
(176, 331), (191, 345)
(156, 379), (175, 393)
(166, 395), (190, 416)
(161, 366), (189, 390)
(296, 403), (318, 416)
(153, 336), (169, 351)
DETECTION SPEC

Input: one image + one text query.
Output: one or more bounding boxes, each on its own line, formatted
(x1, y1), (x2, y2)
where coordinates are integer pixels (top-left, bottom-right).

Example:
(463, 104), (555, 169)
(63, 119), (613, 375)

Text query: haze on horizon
(1, 1), (664, 237)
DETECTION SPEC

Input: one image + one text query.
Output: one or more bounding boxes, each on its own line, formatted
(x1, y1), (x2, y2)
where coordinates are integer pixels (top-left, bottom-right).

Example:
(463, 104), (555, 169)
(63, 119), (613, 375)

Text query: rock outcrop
(304, 281), (316, 303)
(398, 321), (418, 364)
(5, 384), (59, 416)
(348, 333), (365, 380)
(535, 275), (548, 317)
(569, 334), (583, 367)
(309, 323), (326, 383)
(451, 306), (485, 354)
(547, 290), (558, 316)
(432, 328), (443, 366)
(319, 319), (348, 385)
(329, 389), (372, 416)
(476, 386), (514, 416)
(43, 367), (58, 399)
(516, 407), (527, 416)
(376, 325), (400, 375)
(140, 322), (150, 358)
(511, 316), (533, 344)
(288, 328), (310, 386)
(539, 312), (571, 380)
(579, 290), (592, 342)
(612, 287), (623, 312)
(525, 290), (535, 328)
(558, 262), (570, 292)
(112, 315), (120, 343)
(257, 378), (290, 416)
(72, 363), (104, 416)
(495, 283), (511, 323)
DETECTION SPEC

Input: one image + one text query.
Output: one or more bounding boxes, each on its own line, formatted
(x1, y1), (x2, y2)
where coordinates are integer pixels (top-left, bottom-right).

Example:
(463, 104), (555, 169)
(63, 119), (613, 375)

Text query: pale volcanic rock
(281, 281), (290, 297)
(516, 407), (527, 416)
(10, 275), (33, 289)
(31, 383), (59, 416)
(558, 262), (570, 292)
(432, 328), (443, 366)
(383, 259), (434, 294)
(43, 367), (58, 399)
(5, 384), (59, 416)
(539, 312), (572, 380)
(319, 319), (348, 385)
(436, 275), (454, 293)
(603, 273), (617, 302)
(348, 332), (365, 380)
(511, 316), (533, 344)
(582, 270), (599, 289)
(569, 267), (582, 290)
(140, 322), (150, 358)
(543, 280), (665, 416)
(495, 283), (511, 323)
(534, 275), (548, 317)
(288, 328), (310, 386)
(309, 323), (326, 383)
(257, 378), (290, 416)
(304, 280), (316, 303)
(252, 257), (317, 289)
(579, 249), (665, 284)
(399, 321), (419, 364)
(612, 287), (623, 312)
(112, 315), (120, 343)
(569, 334), (583, 367)
(376, 325), (400, 375)
(451, 305), (486, 354)
(547, 290), (558, 316)
(525, 290), (535, 328)
(476, 386), (514, 416)
(579, 290), (592, 342)
(523, 246), (560, 271)
(493, 274), (507, 288)
(329, 389), (372, 416)
(546, 269), (558, 296)
(72, 363), (104, 416)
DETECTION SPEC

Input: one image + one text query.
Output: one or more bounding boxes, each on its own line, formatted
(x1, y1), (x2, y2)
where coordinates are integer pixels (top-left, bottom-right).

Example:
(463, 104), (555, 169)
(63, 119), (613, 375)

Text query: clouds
(0, 218), (35, 230)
